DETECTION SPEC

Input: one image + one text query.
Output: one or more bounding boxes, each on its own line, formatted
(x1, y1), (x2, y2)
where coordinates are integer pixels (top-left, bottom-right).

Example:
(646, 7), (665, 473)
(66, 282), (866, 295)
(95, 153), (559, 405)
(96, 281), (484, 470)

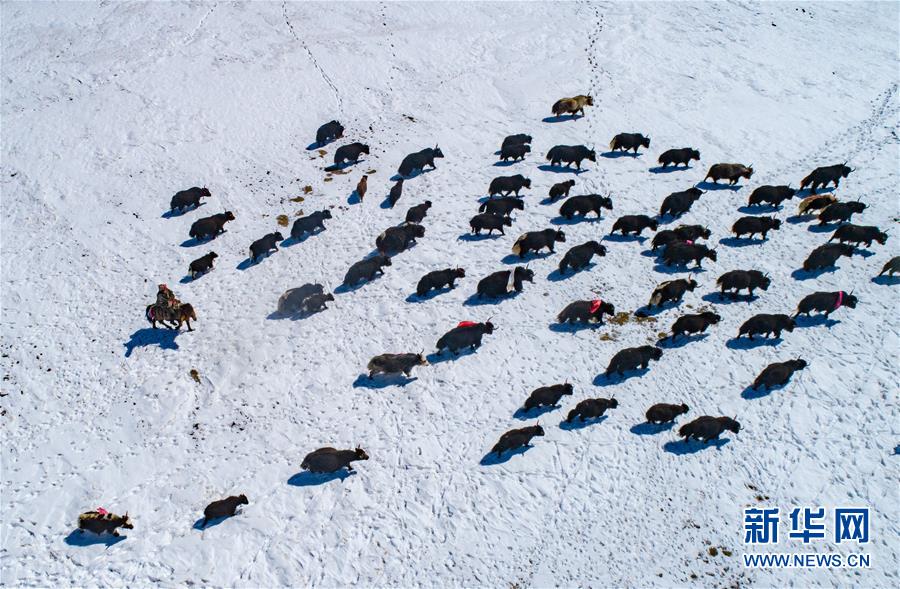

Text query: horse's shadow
(701, 292), (757, 305)
(604, 233), (647, 244)
(124, 328), (180, 357)
(719, 237), (765, 248)
(649, 165), (690, 174)
(64, 529), (127, 547)
(426, 347), (476, 365)
(513, 405), (558, 421)
(600, 151), (640, 159)
(663, 438), (730, 454)
(480, 445), (532, 465)
(656, 333), (708, 349)
(542, 114), (582, 123)
(791, 267), (837, 281)
(559, 415), (607, 431)
(794, 314), (839, 329)
(161, 204), (204, 218)
(872, 275), (900, 286)
(630, 421), (675, 436)
(593, 368), (649, 386)
(696, 182), (741, 191)
(537, 165), (587, 175)
(551, 215), (603, 226)
(288, 471), (354, 486)
(725, 337), (782, 350)
(352, 374), (417, 389)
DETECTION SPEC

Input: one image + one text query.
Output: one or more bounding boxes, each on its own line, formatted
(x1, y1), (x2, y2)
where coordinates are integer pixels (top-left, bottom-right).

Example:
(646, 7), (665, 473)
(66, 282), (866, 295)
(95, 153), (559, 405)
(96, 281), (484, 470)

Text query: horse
(145, 303), (196, 331)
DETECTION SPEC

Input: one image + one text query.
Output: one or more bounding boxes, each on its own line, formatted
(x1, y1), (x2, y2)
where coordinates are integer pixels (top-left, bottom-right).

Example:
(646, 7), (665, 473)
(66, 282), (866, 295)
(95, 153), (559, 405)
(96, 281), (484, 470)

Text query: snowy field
(2, 1), (899, 587)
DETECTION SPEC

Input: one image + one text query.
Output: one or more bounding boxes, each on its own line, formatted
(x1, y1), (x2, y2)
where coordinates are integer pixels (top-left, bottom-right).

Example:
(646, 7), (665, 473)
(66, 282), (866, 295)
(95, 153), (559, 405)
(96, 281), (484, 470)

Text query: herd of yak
(84, 96), (896, 537)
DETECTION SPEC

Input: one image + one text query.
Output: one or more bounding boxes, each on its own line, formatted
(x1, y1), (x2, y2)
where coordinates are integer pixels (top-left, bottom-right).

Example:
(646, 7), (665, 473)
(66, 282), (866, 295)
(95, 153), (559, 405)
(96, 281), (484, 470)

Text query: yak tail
(608, 136), (618, 150)
(649, 293), (662, 307)
(552, 99), (564, 114)
(511, 237), (524, 256)
(800, 174), (812, 188)
(478, 201), (487, 213)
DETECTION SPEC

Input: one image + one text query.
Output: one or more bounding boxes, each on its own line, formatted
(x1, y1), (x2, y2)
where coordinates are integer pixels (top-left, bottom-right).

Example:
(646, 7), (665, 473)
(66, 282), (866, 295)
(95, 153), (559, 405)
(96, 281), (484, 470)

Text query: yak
(189, 252), (218, 279)
(189, 211), (235, 241)
(397, 146), (444, 177)
(301, 447), (368, 474)
(674, 224), (711, 242)
(818, 201), (866, 225)
(611, 214), (658, 236)
(479, 196), (524, 218)
(566, 398), (618, 423)
(557, 299), (615, 324)
(558, 241), (606, 274)
(376, 223), (424, 255)
(277, 284), (324, 315)
(802, 243), (855, 271)
(659, 187), (703, 218)
(356, 175), (368, 201)
(301, 293), (333, 314)
(748, 185), (796, 208)
(388, 178), (404, 208)
(170, 186), (210, 212)
(489, 174), (531, 196)
(500, 143), (531, 162)
(512, 228), (566, 257)
(794, 291), (858, 317)
(435, 321), (495, 355)
(546, 145), (596, 170)
(657, 148), (700, 168)
(476, 266), (534, 298)
(334, 142), (369, 166)
(737, 314), (795, 340)
(679, 416), (741, 443)
(548, 179), (576, 202)
(669, 311), (721, 341)
(470, 212), (512, 235)
(752, 359), (808, 391)
(829, 224), (887, 248)
(291, 210), (332, 239)
(551, 94), (593, 117)
(878, 256), (900, 276)
(651, 230), (683, 251)
(367, 353), (428, 378)
(605, 345), (662, 377)
(609, 132), (650, 154)
(501, 134), (532, 149)
(648, 278), (698, 307)
(343, 255), (392, 286)
(661, 242), (717, 268)
(522, 383), (574, 411)
(416, 268), (465, 296)
(800, 163), (852, 194)
(731, 216), (782, 240)
(201, 495), (248, 528)
(559, 194), (613, 219)
(645, 403), (689, 424)
(717, 270), (770, 298)
(78, 511), (133, 537)
(798, 193), (838, 215)
(704, 163), (753, 185)
(249, 232), (284, 262)
(315, 120), (344, 145)
(405, 201), (432, 224)
(490, 425), (544, 457)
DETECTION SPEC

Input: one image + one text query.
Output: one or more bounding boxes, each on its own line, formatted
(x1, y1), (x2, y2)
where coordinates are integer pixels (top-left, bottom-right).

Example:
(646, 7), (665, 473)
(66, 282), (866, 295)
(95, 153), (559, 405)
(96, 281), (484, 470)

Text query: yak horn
(748, 163), (754, 169)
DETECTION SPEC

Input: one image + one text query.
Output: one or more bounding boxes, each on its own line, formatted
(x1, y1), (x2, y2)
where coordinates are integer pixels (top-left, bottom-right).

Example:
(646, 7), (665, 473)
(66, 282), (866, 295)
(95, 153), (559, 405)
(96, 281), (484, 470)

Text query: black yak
(500, 143), (531, 162)
(669, 311), (721, 340)
(657, 148), (700, 168)
(559, 194), (613, 219)
(490, 425), (544, 457)
(479, 196), (524, 218)
(794, 291), (858, 317)
(249, 232), (284, 262)
(661, 242), (717, 268)
(605, 345), (662, 376)
(301, 292), (334, 314)
(189, 252), (218, 279)
(405, 201), (432, 224)
(818, 201), (866, 225)
(201, 495), (248, 528)
(398, 146), (444, 177)
(470, 212), (512, 235)
(476, 267), (534, 298)
(829, 224), (887, 248)
(523, 383), (574, 411)
(291, 210), (332, 239)
(551, 94), (593, 116)
(376, 223), (425, 255)
(548, 179), (576, 202)
(648, 278), (698, 307)
(546, 145), (596, 170)
(705, 163), (753, 185)
(277, 284), (324, 315)
(367, 353), (428, 378)
(388, 178), (404, 208)
(737, 314), (795, 340)
(731, 216), (782, 240)
(674, 224), (711, 242)
(343, 255), (391, 286)
(878, 256), (900, 276)
(798, 194), (838, 215)
(802, 243), (855, 271)
(651, 231), (682, 251)
(334, 142), (369, 166)
(800, 163), (852, 194)
(566, 398), (617, 423)
(170, 186), (210, 212)
(301, 447), (368, 474)
(611, 214), (658, 236)
(609, 132), (650, 154)
(558, 241), (606, 274)
(435, 321), (495, 355)
(679, 416), (740, 443)
(717, 270), (770, 298)
(416, 268), (465, 296)
(501, 134), (532, 149)
(748, 185), (796, 208)
(512, 229), (566, 257)
(77, 511), (133, 537)
(489, 174), (531, 197)
(557, 299), (615, 324)
(315, 120), (344, 145)
(645, 403), (689, 424)
(752, 359), (807, 391)
(659, 187), (703, 218)
(189, 211), (235, 240)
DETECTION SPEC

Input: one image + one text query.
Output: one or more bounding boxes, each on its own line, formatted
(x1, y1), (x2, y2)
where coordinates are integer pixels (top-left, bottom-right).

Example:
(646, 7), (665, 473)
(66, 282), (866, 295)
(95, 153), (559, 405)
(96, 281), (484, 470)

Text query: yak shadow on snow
(542, 114), (582, 123)
(741, 384), (785, 400)
(719, 236), (765, 248)
(793, 314), (840, 329)
(347, 190), (362, 205)
(603, 233), (647, 244)
(325, 159), (365, 173)
(664, 438), (731, 455)
(501, 252), (551, 265)
(656, 333), (708, 349)
(406, 287), (455, 303)
(702, 291), (758, 305)
(547, 266), (594, 282)
(600, 151), (640, 159)
(288, 470), (354, 486)
(559, 415), (607, 431)
(281, 231), (320, 248)
(352, 374), (416, 389)
(649, 165), (691, 174)
(796, 187), (835, 198)
(480, 445), (532, 466)
(124, 328), (179, 357)
(786, 214), (813, 225)
(696, 181), (742, 192)
(464, 292), (518, 307)
(630, 421), (676, 436)
(161, 204), (204, 219)
(493, 160), (523, 168)
(593, 368), (649, 386)
(725, 336), (783, 350)
(653, 262), (706, 275)
(426, 347), (477, 365)
(192, 516), (231, 531)
(390, 168), (432, 182)
(791, 267), (837, 281)
(513, 405), (558, 421)
(872, 275), (900, 286)
(807, 223), (839, 234)
(633, 303), (675, 317)
(180, 237), (210, 248)
(549, 321), (601, 333)
(551, 215), (603, 226)
(537, 164), (588, 175)
(266, 307), (327, 322)
(64, 529), (127, 548)
(458, 232), (503, 242)
(737, 204), (781, 215)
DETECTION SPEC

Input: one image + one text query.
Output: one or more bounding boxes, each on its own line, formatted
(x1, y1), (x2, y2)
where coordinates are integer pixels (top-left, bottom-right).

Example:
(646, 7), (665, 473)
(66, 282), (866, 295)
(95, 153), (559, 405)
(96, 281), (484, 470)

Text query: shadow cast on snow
(603, 233), (647, 243)
(405, 287), (455, 303)
(656, 333), (708, 349)
(600, 151), (641, 159)
(124, 328), (180, 357)
(653, 263), (706, 275)
(501, 252), (551, 265)
(547, 266), (593, 281)
(161, 203), (204, 218)
(791, 267), (837, 281)
(542, 114), (583, 123)
(593, 368), (650, 386)
(630, 421), (676, 436)
(696, 181), (742, 191)
(649, 165), (691, 174)
(513, 405), (558, 421)
(701, 292), (758, 305)
(550, 215), (603, 226)
(872, 275), (900, 286)
(663, 438), (731, 455)
(549, 321), (601, 333)
(458, 232), (504, 242)
(793, 314), (840, 329)
(537, 164), (588, 175)
(480, 445), (532, 466)
(740, 383), (787, 400)
(64, 529), (127, 547)
(426, 347), (477, 365)
(352, 374), (417, 389)
(725, 336), (783, 350)
(288, 470), (354, 486)
(464, 292), (518, 306)
(719, 236), (766, 248)
(559, 415), (608, 431)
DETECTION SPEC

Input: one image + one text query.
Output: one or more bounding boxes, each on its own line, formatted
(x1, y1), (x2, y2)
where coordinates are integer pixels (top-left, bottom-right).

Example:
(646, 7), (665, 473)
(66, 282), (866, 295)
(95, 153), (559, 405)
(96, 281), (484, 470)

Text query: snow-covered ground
(2, 1), (898, 587)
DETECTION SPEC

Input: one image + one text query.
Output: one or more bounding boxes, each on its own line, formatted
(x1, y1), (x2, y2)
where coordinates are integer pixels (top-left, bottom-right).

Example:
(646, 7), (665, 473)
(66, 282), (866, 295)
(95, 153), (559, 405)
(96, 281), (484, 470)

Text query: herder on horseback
(145, 284), (196, 331)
